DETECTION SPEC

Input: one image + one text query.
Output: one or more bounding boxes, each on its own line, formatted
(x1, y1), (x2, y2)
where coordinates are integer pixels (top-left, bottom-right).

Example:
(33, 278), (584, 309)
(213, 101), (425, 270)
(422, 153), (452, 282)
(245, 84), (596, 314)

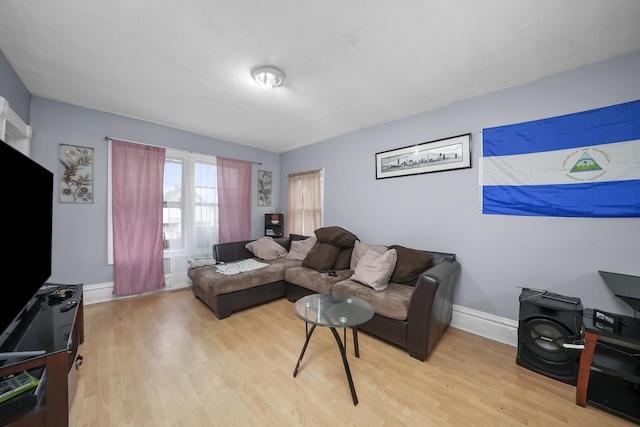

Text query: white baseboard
(451, 304), (518, 347)
(82, 281), (191, 305)
(83, 284), (518, 347)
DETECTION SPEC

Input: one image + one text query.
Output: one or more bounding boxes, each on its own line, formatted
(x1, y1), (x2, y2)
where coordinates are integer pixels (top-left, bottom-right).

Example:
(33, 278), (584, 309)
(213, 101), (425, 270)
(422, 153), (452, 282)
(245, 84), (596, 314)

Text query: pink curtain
(111, 140), (166, 295)
(217, 157), (251, 243)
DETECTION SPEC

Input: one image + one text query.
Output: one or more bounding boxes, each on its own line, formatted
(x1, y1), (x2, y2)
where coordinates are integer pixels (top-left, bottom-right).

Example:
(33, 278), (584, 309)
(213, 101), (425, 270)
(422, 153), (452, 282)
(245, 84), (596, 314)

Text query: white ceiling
(1, 1), (640, 153)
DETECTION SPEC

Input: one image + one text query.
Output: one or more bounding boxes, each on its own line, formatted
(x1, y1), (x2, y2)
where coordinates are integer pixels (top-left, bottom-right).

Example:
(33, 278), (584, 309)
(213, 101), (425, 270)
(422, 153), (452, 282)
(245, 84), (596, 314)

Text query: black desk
(576, 308), (640, 424)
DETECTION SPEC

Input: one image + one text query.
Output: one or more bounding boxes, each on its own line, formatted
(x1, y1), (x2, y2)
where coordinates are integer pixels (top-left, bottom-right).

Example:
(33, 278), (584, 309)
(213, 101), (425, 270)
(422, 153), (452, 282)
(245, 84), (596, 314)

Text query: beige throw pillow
(351, 248), (397, 291)
(245, 237), (288, 260)
(286, 236), (317, 260)
(350, 240), (388, 270)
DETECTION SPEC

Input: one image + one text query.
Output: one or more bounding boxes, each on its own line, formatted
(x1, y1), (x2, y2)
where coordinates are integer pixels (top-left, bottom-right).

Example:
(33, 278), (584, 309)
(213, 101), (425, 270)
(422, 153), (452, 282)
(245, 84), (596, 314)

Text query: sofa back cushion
(389, 245), (434, 286)
(245, 237), (288, 260)
(214, 240), (255, 263)
(286, 236), (317, 260)
(351, 248), (398, 291)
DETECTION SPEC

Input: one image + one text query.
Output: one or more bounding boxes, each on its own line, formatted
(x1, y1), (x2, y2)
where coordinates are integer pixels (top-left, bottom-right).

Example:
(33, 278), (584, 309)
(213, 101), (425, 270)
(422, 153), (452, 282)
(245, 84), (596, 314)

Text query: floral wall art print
(59, 144), (94, 204)
(258, 170), (272, 206)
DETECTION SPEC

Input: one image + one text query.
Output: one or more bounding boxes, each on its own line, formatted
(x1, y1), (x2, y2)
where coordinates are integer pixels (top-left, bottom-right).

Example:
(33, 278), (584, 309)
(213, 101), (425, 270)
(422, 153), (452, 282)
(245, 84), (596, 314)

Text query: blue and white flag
(481, 100), (640, 217)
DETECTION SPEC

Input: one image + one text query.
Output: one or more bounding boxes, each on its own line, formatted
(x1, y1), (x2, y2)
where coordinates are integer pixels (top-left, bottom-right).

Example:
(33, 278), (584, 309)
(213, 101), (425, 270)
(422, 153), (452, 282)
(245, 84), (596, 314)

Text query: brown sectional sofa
(188, 228), (461, 361)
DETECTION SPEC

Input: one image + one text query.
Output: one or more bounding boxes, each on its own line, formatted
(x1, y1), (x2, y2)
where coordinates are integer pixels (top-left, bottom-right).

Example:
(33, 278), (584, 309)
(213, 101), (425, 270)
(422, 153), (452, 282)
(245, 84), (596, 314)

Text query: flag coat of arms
(481, 100), (640, 217)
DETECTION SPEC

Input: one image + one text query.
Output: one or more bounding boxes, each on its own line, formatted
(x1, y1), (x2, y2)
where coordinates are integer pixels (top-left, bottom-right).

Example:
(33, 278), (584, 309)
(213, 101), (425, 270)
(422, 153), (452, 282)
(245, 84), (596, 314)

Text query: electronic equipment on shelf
(593, 309), (624, 330)
(47, 285), (77, 301)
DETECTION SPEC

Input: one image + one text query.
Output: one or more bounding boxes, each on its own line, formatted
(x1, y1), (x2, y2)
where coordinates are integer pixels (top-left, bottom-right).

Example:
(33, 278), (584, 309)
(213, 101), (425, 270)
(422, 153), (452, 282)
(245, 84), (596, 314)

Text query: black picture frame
(375, 133), (471, 179)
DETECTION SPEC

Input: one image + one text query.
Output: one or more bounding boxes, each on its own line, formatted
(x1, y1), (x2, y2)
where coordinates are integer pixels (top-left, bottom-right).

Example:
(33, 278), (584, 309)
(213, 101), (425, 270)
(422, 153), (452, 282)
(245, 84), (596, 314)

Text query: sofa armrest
(406, 257), (461, 361)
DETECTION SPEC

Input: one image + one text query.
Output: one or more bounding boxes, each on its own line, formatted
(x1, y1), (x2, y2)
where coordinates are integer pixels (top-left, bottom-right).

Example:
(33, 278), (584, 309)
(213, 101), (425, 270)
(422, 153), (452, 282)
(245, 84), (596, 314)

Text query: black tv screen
(0, 140), (53, 342)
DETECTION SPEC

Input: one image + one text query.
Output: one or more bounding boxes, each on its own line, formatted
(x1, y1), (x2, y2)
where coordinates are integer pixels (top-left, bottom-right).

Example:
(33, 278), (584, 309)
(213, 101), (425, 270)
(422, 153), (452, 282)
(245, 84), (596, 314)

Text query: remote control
(59, 299), (78, 312)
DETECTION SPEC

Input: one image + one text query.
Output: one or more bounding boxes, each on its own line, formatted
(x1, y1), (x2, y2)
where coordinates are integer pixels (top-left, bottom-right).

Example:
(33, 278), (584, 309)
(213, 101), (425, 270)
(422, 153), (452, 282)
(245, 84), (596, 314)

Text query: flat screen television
(0, 140), (53, 346)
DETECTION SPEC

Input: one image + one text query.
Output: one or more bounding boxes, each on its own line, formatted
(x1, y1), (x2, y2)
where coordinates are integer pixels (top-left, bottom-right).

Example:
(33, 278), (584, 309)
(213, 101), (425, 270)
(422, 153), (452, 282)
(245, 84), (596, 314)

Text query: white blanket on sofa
(215, 259), (268, 276)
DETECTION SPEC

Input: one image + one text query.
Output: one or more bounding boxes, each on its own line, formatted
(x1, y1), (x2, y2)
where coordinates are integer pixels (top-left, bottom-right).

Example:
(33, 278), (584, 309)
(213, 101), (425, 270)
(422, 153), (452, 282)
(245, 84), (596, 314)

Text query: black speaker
(516, 288), (583, 385)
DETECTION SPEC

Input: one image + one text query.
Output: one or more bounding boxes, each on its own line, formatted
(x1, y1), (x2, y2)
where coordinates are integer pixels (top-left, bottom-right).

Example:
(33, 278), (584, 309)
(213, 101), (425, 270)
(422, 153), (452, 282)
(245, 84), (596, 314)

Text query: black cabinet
(0, 285), (84, 426)
(576, 308), (640, 424)
(265, 214), (284, 237)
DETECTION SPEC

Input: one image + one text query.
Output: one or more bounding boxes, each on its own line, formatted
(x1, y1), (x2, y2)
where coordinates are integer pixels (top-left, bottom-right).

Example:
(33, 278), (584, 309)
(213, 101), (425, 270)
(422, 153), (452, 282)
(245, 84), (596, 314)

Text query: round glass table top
(293, 293), (374, 328)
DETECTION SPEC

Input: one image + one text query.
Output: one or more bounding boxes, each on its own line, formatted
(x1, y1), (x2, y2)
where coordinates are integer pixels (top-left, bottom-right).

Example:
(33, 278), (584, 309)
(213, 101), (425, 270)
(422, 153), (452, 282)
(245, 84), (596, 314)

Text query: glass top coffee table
(292, 293), (374, 405)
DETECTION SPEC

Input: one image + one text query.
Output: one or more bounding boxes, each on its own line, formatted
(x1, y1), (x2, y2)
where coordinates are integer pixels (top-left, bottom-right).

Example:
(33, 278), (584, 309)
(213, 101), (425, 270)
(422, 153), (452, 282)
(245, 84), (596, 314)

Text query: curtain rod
(285, 167), (324, 177)
(104, 136), (262, 165)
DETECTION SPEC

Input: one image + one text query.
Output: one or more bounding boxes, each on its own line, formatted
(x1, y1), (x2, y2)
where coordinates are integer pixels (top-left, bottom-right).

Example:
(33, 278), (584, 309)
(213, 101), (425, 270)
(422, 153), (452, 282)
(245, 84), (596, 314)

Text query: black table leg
(293, 323), (316, 377)
(353, 326), (361, 358)
(330, 327), (359, 405)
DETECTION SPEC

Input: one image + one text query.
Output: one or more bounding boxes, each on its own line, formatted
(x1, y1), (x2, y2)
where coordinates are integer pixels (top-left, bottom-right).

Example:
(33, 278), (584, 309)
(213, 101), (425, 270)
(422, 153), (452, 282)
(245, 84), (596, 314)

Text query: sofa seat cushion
(189, 258), (301, 296)
(285, 266), (352, 294)
(331, 279), (413, 321)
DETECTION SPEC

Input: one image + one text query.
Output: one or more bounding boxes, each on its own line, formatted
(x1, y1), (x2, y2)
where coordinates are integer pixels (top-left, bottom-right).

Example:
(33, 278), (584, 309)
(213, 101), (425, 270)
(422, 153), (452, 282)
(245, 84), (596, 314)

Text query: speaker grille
(522, 318), (578, 362)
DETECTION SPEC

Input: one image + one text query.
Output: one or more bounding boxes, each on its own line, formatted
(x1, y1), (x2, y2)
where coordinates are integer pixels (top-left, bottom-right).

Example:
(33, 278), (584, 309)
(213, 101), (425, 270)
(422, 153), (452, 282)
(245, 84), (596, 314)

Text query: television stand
(0, 285), (84, 426)
(0, 351), (46, 360)
(576, 308), (640, 424)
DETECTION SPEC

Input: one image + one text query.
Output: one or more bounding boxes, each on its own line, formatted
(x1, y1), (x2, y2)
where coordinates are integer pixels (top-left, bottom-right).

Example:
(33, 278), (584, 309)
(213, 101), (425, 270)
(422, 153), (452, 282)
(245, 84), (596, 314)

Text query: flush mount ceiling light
(252, 66), (285, 89)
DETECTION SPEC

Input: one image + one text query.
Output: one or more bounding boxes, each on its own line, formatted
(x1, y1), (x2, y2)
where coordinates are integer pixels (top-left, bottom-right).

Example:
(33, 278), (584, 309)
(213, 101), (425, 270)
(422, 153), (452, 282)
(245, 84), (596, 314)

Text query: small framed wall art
(258, 170), (272, 206)
(375, 133), (471, 179)
(59, 144), (94, 203)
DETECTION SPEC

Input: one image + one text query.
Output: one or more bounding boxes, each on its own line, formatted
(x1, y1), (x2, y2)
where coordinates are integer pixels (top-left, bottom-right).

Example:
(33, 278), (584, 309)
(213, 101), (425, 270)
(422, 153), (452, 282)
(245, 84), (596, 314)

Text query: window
(162, 158), (183, 249)
(285, 168), (323, 236)
(108, 140), (249, 289)
(163, 150), (218, 258)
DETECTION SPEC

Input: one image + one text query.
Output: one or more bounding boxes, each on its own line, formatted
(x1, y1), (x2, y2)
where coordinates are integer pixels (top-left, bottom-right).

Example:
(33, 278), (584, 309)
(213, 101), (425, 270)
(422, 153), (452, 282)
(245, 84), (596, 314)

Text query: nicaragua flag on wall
(481, 100), (640, 217)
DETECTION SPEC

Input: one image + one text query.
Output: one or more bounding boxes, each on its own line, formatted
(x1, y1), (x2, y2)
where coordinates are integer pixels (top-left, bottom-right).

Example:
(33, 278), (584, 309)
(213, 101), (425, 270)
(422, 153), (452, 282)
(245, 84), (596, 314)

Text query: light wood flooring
(69, 288), (633, 426)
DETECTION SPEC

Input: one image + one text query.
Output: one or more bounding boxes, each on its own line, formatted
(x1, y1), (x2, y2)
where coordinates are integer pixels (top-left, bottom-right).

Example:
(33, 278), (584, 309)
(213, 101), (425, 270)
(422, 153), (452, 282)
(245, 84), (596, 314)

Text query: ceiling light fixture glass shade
(252, 66), (284, 89)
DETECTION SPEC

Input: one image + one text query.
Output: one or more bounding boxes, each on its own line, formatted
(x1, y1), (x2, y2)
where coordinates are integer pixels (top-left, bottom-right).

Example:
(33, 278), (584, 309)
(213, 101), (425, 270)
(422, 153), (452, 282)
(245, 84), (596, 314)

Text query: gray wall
(2, 48), (639, 321)
(281, 50), (640, 320)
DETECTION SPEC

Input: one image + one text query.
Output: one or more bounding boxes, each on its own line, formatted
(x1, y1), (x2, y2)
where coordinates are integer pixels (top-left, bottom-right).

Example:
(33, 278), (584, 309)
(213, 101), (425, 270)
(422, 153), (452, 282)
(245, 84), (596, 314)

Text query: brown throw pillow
(389, 245), (434, 285)
(314, 226), (359, 248)
(332, 247), (353, 270)
(302, 242), (341, 271)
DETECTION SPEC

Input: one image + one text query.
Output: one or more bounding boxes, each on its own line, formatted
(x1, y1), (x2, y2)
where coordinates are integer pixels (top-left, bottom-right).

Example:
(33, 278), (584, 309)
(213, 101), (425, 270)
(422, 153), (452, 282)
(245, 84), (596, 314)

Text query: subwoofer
(516, 288), (583, 385)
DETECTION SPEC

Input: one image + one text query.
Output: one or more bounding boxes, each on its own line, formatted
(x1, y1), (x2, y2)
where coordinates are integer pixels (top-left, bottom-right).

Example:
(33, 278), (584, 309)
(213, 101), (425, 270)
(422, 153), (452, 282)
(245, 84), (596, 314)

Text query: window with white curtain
(163, 150), (218, 264)
(285, 168), (324, 236)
